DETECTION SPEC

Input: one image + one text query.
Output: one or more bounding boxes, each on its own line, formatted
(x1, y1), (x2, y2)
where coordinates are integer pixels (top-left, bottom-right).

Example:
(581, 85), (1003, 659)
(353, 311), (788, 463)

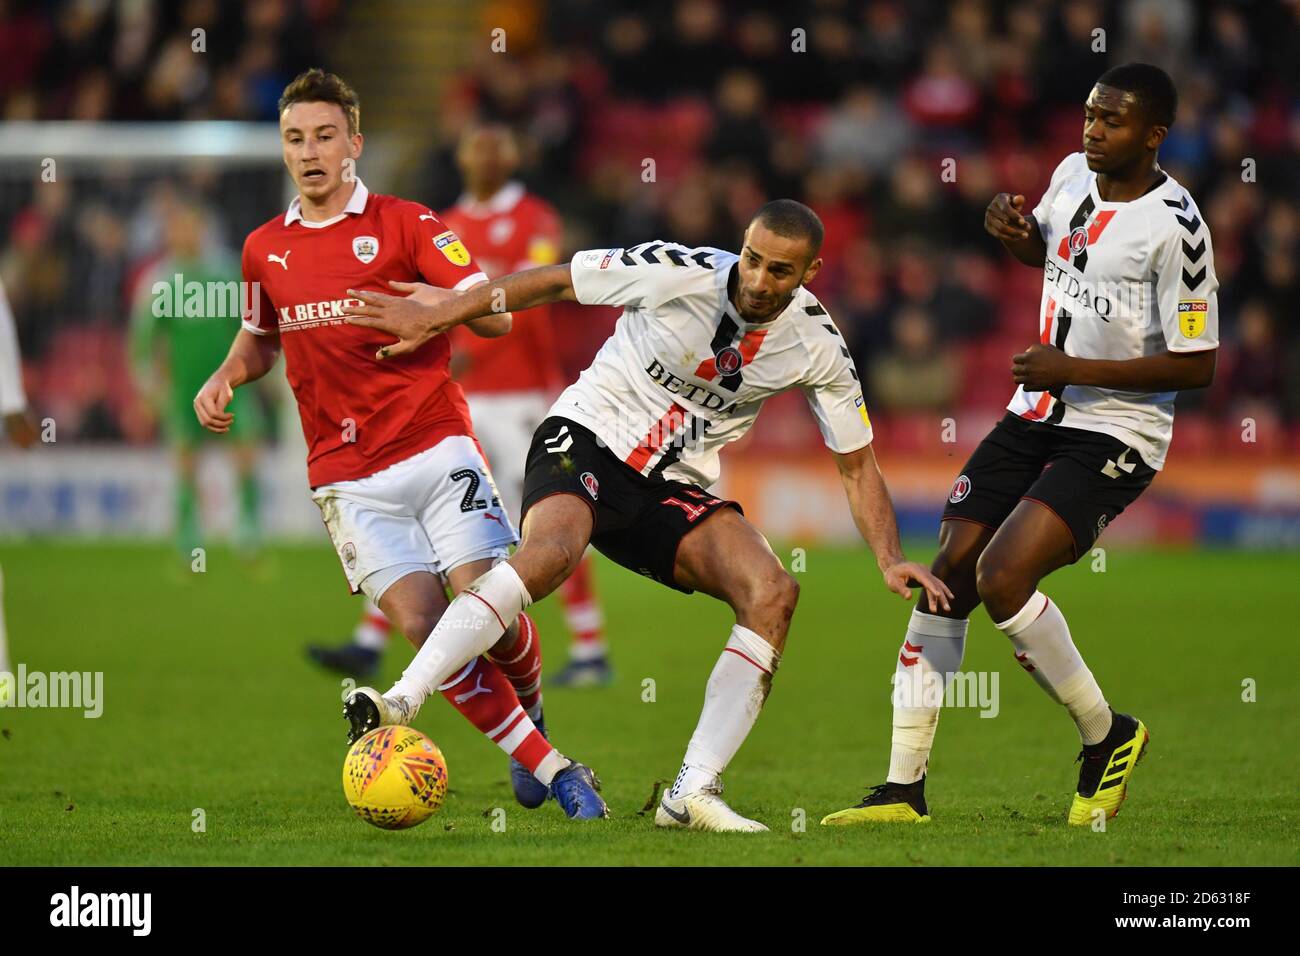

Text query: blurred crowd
(0, 0), (340, 122)
(0, 0), (342, 440)
(1, 0), (1298, 451)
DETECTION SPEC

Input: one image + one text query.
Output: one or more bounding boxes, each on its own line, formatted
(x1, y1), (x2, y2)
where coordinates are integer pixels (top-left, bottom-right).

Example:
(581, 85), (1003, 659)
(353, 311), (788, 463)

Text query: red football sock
(486, 612), (544, 719)
(559, 555), (606, 659)
(438, 656), (556, 776)
(352, 599), (390, 651)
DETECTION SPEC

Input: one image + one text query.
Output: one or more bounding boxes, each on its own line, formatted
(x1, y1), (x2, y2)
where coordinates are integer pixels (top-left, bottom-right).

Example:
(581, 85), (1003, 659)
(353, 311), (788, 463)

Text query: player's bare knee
(393, 607), (441, 647)
(924, 555), (977, 619)
(770, 571), (800, 636)
(738, 566), (799, 630)
(512, 537), (581, 600)
(975, 550), (1032, 621)
(931, 549), (966, 584)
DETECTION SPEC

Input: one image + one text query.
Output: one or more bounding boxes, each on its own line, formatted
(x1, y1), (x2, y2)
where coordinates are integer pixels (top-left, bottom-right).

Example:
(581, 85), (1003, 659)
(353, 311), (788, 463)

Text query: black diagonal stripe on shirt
(1044, 307), (1073, 425)
(708, 311), (741, 355)
(705, 306), (745, 392)
(651, 413), (716, 479)
(1066, 194), (1096, 272)
(648, 415), (704, 479)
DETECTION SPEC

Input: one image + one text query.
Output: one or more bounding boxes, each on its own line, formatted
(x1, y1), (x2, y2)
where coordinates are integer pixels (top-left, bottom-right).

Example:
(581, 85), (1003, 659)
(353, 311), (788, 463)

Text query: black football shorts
(941, 412), (1158, 560)
(521, 417), (741, 593)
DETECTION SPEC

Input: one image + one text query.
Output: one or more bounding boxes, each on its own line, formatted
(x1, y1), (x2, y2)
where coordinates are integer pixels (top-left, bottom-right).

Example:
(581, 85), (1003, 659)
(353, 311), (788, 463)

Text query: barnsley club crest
(352, 235), (379, 264)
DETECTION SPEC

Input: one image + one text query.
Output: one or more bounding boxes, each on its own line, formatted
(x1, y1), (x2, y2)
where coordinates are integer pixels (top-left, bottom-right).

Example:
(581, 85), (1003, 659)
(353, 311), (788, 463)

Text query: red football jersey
(442, 182), (565, 395)
(241, 181), (488, 487)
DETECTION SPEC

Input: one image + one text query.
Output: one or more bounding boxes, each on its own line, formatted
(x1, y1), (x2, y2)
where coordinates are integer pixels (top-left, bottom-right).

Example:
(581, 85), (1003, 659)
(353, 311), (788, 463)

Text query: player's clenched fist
(1012, 343), (1074, 391)
(193, 376), (235, 433)
(985, 192), (1032, 241)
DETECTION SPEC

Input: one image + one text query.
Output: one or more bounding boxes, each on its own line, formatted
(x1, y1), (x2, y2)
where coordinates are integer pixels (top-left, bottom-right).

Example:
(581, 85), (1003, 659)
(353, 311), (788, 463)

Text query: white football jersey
(1010, 151), (1219, 469)
(552, 242), (872, 488)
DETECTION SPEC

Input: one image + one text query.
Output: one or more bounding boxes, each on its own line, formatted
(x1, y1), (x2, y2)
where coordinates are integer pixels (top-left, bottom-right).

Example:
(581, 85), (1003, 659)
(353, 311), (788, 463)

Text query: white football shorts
(311, 434), (518, 602)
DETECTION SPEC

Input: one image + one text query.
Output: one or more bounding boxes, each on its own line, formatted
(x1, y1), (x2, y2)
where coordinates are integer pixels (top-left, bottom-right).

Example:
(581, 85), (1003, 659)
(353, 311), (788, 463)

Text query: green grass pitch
(0, 540), (1295, 866)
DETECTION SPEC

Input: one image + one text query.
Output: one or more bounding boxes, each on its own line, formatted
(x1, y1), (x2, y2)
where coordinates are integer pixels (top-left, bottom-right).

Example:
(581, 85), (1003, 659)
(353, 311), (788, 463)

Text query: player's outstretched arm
(194, 328), (281, 434)
(343, 264), (576, 361)
(985, 192), (1047, 266)
(370, 280), (513, 339)
(833, 444), (953, 613)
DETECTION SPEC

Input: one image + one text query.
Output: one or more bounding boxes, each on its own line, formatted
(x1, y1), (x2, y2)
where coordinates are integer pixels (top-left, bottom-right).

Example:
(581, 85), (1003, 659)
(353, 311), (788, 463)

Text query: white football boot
(655, 779), (769, 833)
(344, 686), (420, 744)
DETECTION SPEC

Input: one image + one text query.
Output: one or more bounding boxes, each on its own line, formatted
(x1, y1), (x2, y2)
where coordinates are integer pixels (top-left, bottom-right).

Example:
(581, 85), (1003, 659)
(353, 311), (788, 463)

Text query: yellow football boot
(821, 778), (931, 825)
(1068, 713), (1149, 826)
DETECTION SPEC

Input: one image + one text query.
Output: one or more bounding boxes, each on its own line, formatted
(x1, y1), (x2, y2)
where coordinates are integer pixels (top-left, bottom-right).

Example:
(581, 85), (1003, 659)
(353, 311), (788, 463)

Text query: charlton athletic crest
(581, 472), (599, 500)
(948, 474), (972, 504)
(352, 236), (379, 264)
(1068, 226), (1089, 256)
(715, 346), (743, 375)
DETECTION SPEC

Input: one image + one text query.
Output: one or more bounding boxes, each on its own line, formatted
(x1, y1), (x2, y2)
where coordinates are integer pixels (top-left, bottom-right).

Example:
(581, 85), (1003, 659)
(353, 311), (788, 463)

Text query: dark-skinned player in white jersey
(340, 200), (953, 832)
(823, 64), (1219, 828)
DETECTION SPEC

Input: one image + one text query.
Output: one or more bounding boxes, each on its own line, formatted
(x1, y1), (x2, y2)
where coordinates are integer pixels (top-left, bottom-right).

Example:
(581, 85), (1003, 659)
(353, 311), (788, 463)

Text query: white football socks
(888, 609), (969, 785)
(996, 591), (1112, 745)
(387, 562), (532, 706)
(670, 625), (780, 799)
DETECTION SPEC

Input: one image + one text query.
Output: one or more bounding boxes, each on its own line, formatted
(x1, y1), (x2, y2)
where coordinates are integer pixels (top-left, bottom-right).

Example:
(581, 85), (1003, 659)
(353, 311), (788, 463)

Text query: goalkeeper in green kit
(131, 196), (266, 555)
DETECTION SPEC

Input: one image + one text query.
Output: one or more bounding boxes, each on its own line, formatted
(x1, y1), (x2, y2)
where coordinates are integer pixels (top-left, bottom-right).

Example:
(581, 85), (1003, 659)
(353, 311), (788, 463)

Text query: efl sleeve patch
(1178, 300), (1208, 339)
(432, 230), (471, 266)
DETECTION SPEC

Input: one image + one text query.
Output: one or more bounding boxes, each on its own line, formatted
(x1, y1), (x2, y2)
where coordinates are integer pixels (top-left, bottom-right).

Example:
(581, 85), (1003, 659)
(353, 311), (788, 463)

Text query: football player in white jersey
(823, 64), (1219, 828)
(340, 200), (953, 832)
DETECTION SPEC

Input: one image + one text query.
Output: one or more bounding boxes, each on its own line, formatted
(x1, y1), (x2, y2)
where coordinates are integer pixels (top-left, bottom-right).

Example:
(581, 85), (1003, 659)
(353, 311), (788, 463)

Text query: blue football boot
(511, 715), (552, 809)
(550, 761), (609, 820)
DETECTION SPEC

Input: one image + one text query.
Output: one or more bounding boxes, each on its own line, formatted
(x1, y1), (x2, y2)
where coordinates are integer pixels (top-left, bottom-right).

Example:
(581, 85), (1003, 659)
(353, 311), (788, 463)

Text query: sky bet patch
(1178, 299), (1208, 338)
(433, 230), (470, 266)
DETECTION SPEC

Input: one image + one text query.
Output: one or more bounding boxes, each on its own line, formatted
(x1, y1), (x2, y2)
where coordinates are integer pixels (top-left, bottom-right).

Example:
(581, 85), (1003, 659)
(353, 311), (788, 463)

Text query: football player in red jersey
(308, 125), (613, 687)
(193, 69), (605, 819)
